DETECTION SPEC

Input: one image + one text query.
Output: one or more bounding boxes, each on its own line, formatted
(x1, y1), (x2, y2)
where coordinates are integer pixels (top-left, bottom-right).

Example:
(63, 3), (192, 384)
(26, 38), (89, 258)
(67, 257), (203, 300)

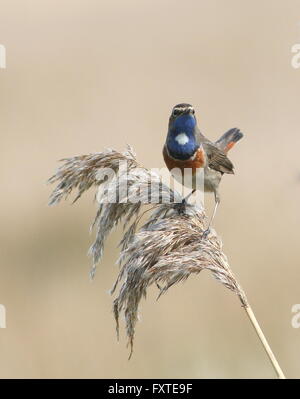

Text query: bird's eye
(191, 109), (195, 115)
(173, 109), (180, 116)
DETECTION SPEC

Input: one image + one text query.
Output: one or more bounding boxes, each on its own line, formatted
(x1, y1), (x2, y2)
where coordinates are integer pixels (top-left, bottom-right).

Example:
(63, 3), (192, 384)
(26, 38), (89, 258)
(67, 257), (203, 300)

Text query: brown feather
(202, 143), (234, 174)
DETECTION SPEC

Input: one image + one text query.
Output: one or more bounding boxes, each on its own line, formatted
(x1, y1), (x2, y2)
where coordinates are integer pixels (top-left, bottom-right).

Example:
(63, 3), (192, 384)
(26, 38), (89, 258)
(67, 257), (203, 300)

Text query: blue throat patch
(167, 115), (198, 160)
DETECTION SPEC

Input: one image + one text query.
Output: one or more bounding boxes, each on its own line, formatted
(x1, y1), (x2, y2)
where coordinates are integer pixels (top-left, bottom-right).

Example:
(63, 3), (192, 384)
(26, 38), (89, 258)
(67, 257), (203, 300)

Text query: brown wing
(203, 142), (234, 174)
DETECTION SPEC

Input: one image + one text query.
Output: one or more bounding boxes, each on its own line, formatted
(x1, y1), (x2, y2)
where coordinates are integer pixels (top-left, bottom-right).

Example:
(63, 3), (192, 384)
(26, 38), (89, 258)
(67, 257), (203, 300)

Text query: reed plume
(48, 146), (285, 378)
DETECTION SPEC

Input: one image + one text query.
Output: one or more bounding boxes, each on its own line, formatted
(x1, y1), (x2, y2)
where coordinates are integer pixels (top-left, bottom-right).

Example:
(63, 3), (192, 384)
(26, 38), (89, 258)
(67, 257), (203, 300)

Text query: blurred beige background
(0, 0), (300, 379)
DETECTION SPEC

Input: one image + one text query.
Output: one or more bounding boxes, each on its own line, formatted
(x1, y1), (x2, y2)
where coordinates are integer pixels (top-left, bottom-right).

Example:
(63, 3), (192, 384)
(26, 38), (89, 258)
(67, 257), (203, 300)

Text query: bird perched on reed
(163, 103), (243, 235)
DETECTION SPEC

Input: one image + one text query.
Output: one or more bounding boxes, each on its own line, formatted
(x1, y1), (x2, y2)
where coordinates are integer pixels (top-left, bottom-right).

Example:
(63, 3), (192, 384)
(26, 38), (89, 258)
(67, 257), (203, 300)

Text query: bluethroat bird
(163, 103), (243, 235)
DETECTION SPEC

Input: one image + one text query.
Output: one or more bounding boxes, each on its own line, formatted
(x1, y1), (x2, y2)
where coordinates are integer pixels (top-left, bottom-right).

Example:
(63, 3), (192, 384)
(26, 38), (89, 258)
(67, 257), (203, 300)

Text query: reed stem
(243, 304), (285, 379)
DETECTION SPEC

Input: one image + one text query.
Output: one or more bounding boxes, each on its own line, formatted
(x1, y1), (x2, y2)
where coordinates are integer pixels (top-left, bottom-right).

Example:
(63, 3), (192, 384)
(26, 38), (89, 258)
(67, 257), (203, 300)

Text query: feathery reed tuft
(48, 146), (285, 377)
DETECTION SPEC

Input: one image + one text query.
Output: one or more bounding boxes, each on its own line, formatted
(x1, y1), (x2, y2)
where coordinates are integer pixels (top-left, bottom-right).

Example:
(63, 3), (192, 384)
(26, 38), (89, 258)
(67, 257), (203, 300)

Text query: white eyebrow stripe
(173, 107), (194, 113)
(175, 133), (189, 145)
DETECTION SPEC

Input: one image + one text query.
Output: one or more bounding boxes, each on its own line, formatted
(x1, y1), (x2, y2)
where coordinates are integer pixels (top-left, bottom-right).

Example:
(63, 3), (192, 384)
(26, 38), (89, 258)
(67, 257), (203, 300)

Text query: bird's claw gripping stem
(202, 228), (211, 238)
(175, 198), (187, 215)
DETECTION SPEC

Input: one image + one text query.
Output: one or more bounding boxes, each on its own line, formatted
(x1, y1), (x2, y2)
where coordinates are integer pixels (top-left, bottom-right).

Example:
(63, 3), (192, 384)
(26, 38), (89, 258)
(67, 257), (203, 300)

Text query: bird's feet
(174, 198), (187, 215)
(202, 228), (211, 239)
(174, 189), (196, 215)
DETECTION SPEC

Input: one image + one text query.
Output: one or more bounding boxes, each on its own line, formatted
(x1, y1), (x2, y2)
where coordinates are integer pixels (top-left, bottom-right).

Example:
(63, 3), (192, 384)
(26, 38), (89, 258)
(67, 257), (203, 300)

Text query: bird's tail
(215, 128), (243, 153)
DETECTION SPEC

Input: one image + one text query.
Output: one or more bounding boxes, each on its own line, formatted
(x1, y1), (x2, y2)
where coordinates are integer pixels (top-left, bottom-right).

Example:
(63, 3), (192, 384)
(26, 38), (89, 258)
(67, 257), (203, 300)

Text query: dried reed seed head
(48, 146), (247, 358)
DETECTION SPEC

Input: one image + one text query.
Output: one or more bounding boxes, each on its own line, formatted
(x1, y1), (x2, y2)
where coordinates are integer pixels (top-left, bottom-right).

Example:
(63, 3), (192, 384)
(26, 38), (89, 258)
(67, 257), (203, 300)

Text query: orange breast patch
(163, 146), (206, 174)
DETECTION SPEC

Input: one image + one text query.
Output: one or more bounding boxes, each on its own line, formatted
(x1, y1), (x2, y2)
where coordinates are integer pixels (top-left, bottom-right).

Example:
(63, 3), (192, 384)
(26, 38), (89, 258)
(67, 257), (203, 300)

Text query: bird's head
(169, 103), (196, 128)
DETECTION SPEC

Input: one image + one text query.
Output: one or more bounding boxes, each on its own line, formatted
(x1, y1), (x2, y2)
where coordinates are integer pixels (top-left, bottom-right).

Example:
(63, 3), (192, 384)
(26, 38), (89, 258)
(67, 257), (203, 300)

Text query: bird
(163, 103), (243, 236)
